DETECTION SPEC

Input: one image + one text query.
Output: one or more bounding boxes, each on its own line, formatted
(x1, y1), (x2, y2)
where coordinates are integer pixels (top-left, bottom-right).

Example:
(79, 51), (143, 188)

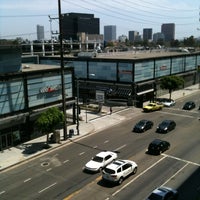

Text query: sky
(0, 0), (200, 41)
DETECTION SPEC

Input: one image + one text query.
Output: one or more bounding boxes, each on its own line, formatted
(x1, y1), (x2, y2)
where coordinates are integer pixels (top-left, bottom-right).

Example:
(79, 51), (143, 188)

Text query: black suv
(148, 139), (170, 155)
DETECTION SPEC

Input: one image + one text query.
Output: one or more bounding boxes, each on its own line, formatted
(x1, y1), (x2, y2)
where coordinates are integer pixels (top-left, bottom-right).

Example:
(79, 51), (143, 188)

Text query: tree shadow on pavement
(21, 142), (51, 155)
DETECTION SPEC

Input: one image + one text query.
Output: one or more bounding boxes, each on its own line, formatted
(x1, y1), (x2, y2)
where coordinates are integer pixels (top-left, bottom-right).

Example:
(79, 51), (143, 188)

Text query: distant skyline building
(36, 25), (44, 41)
(161, 23), (175, 42)
(104, 25), (117, 42)
(128, 31), (139, 42)
(62, 13), (100, 40)
(153, 32), (165, 43)
(118, 34), (127, 42)
(143, 28), (152, 41)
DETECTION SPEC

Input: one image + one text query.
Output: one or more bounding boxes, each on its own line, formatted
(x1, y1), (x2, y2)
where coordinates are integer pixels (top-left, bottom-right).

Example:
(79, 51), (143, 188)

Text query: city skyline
(0, 0), (200, 40)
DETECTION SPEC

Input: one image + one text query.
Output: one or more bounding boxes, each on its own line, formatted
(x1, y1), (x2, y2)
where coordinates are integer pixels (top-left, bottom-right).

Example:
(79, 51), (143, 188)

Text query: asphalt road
(0, 93), (199, 200)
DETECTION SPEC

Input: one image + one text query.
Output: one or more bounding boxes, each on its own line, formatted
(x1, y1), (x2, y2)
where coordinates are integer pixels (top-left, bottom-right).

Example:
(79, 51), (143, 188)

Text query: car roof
(95, 151), (115, 158)
(106, 159), (126, 170)
(160, 120), (174, 123)
(150, 139), (164, 144)
(139, 119), (149, 123)
(185, 101), (194, 104)
(152, 187), (169, 197)
(152, 186), (176, 196)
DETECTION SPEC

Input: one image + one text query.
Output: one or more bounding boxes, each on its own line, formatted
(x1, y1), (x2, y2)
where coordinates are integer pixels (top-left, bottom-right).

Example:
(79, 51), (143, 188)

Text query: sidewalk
(0, 84), (199, 171)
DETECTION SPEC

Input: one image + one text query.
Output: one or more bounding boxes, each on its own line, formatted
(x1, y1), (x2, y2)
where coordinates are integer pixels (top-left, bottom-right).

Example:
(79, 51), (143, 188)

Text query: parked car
(102, 159), (138, 185)
(156, 120), (176, 133)
(146, 186), (178, 200)
(133, 119), (153, 133)
(143, 102), (164, 112)
(155, 98), (176, 107)
(182, 101), (196, 110)
(84, 151), (117, 172)
(148, 139), (170, 155)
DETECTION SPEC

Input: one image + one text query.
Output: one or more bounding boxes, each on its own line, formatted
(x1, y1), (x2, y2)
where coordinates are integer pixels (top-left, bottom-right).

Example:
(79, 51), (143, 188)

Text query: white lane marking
(112, 155), (166, 197)
(93, 145), (98, 149)
(38, 182), (57, 193)
(63, 160), (69, 163)
(24, 178), (31, 183)
(46, 168), (52, 172)
(104, 140), (109, 143)
(159, 111), (195, 118)
(114, 144), (127, 151)
(79, 152), (85, 156)
(161, 163), (189, 186)
(162, 153), (200, 166)
(0, 191), (5, 195)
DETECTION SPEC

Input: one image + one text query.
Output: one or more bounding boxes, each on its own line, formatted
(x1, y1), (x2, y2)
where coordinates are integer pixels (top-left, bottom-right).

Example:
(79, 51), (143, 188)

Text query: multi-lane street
(0, 93), (199, 200)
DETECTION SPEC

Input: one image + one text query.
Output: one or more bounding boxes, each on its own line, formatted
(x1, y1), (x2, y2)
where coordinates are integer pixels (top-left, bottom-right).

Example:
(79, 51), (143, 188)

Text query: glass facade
(135, 61), (154, 82)
(0, 80), (25, 114)
(155, 58), (171, 78)
(118, 62), (133, 82)
(171, 57), (184, 74)
(89, 62), (117, 81)
(185, 56), (196, 71)
(73, 61), (87, 78)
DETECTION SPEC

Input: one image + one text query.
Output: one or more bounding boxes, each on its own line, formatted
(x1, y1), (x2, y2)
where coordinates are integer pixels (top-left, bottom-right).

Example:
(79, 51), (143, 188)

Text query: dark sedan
(182, 101), (196, 110)
(146, 186), (178, 200)
(148, 139), (170, 155)
(156, 120), (176, 133)
(133, 119), (153, 133)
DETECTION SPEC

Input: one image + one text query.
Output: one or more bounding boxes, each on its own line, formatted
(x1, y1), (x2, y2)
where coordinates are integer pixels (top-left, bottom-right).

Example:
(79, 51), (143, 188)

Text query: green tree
(160, 75), (184, 99)
(35, 107), (64, 144)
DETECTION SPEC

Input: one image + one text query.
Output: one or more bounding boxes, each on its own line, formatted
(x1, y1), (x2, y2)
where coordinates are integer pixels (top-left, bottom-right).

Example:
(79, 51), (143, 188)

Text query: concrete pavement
(0, 84), (199, 172)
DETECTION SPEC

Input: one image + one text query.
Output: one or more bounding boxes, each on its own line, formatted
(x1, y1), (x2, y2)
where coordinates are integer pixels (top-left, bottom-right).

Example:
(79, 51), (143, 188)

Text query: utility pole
(58, 0), (67, 140)
(48, 15), (58, 56)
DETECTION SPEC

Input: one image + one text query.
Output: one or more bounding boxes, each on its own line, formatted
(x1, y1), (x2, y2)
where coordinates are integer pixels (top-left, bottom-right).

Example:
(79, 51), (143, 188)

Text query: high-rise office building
(143, 28), (152, 41)
(129, 31), (139, 42)
(161, 23), (175, 42)
(62, 13), (100, 40)
(37, 25), (44, 41)
(104, 25), (117, 42)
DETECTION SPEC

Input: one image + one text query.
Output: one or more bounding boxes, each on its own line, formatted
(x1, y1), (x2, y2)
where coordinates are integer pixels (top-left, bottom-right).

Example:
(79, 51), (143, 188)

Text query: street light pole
(76, 78), (80, 135)
(58, 0), (67, 140)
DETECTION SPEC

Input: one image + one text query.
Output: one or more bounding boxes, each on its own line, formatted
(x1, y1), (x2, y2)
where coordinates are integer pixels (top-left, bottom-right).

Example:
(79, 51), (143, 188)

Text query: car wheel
(99, 167), (103, 172)
(133, 167), (137, 174)
(118, 177), (123, 185)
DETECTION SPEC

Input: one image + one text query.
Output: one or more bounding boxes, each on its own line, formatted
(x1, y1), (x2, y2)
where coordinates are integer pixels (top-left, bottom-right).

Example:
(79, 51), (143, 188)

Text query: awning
(137, 89), (154, 96)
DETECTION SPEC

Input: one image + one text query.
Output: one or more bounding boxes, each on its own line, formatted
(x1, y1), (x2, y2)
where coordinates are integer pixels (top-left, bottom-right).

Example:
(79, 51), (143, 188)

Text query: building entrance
(0, 133), (13, 151)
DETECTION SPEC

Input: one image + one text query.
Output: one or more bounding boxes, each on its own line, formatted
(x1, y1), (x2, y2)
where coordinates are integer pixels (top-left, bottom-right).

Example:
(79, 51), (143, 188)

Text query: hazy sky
(0, 0), (200, 40)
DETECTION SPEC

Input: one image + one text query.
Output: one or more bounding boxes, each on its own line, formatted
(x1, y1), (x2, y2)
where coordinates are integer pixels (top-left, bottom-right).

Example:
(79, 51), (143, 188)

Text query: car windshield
(148, 193), (163, 200)
(161, 121), (169, 126)
(92, 156), (103, 163)
(138, 121), (145, 126)
(147, 103), (154, 106)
